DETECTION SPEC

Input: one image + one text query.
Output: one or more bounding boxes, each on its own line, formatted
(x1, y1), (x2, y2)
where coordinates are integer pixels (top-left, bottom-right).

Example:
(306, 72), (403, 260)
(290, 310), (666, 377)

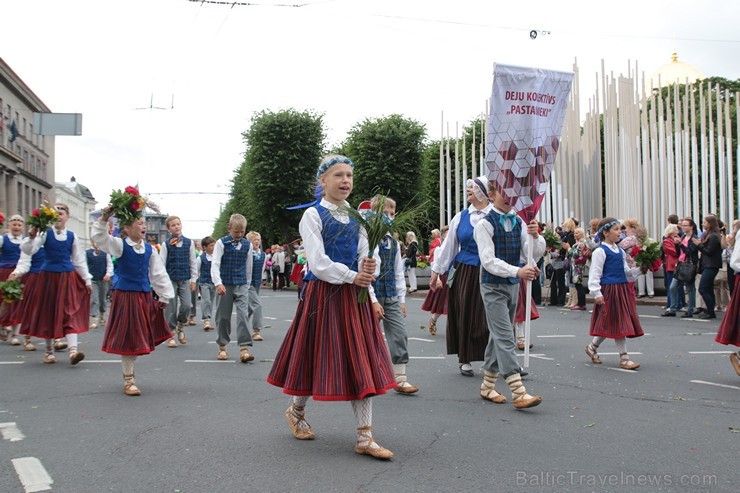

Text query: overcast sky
(3, 0), (739, 239)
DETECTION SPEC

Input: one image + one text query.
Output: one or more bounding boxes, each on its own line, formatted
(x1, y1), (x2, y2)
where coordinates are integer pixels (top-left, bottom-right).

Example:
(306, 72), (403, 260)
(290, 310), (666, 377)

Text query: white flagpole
(524, 233), (534, 369)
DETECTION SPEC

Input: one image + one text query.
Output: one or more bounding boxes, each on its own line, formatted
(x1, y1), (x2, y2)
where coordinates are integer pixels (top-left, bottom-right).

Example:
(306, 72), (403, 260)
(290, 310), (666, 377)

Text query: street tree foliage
(213, 109), (325, 244)
(342, 114), (427, 210)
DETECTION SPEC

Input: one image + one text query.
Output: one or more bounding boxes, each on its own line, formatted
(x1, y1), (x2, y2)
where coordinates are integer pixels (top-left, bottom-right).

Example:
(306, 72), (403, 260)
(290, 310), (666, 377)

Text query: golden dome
(646, 52), (705, 93)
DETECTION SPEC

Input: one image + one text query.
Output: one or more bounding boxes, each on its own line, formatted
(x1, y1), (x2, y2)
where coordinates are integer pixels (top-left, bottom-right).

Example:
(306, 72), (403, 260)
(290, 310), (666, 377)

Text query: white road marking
(0, 361), (25, 365)
(80, 360), (121, 363)
(410, 356), (445, 359)
(688, 351), (733, 355)
(0, 422), (25, 442)
(607, 367), (639, 373)
(284, 320), (293, 323)
(12, 457), (53, 492)
(690, 380), (740, 390)
(516, 353), (547, 357)
(598, 352), (643, 356)
(685, 332), (716, 336)
(528, 355), (555, 361)
(264, 316), (277, 320)
(185, 360), (236, 363)
(640, 315), (660, 319)
(537, 335), (575, 338)
(408, 337), (435, 342)
(207, 341), (238, 344)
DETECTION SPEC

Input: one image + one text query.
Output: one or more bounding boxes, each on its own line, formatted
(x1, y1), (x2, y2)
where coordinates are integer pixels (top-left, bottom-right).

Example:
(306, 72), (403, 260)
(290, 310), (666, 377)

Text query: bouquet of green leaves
(0, 279), (24, 303)
(27, 202), (59, 231)
(631, 238), (663, 274)
(108, 186), (158, 225)
(542, 229), (562, 251)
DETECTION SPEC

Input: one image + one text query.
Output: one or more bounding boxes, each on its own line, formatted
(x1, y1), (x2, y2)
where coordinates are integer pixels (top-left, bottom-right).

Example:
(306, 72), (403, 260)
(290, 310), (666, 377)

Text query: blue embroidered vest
(114, 241), (152, 292)
(250, 250), (265, 287)
(219, 235), (250, 285)
(87, 249), (108, 281)
(198, 253), (213, 284)
(41, 229), (74, 272)
(600, 244), (628, 285)
(165, 236), (192, 281)
(374, 236), (398, 298)
(304, 205), (360, 282)
(29, 247), (46, 274)
(481, 211), (521, 284)
(0, 235), (21, 268)
(454, 209), (481, 267)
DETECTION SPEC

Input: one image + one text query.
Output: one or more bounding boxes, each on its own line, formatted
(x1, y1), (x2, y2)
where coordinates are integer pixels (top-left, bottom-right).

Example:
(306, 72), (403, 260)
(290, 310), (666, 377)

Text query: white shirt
(210, 236), (254, 287)
(730, 230), (740, 272)
(588, 242), (640, 299)
(274, 251), (286, 272)
(91, 220), (174, 302)
(473, 207), (546, 279)
(432, 203), (493, 274)
(159, 236), (198, 282)
(11, 251), (33, 277)
(300, 199), (380, 289)
(23, 227), (92, 284)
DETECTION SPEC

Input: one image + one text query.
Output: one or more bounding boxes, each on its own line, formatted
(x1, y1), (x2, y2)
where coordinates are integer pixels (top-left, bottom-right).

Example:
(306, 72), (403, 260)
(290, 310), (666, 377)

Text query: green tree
(214, 109), (325, 244)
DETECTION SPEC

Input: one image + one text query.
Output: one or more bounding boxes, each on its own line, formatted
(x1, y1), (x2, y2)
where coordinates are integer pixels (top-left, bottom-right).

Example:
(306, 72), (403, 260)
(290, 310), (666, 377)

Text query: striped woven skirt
(715, 274), (740, 346)
(20, 270), (90, 339)
(514, 280), (539, 323)
(101, 291), (172, 355)
(6, 272), (40, 326)
(589, 283), (644, 339)
(267, 280), (396, 401)
(421, 274), (448, 315)
(446, 262), (489, 363)
(0, 267), (19, 325)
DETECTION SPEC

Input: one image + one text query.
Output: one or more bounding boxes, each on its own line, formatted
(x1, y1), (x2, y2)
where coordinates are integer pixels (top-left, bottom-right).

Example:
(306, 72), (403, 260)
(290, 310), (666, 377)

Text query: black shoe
(695, 312), (717, 320)
(694, 308), (705, 315)
(519, 367), (529, 377)
(459, 364), (474, 377)
(680, 313), (694, 318)
(661, 311), (676, 317)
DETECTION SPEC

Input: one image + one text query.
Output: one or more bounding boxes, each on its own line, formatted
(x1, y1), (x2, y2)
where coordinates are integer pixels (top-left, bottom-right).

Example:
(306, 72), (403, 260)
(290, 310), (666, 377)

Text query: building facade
(56, 176), (97, 250)
(0, 57), (55, 218)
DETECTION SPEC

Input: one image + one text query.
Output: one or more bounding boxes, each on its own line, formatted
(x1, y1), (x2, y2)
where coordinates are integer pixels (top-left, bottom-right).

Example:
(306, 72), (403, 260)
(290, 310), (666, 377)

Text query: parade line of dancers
(1, 154), (738, 460)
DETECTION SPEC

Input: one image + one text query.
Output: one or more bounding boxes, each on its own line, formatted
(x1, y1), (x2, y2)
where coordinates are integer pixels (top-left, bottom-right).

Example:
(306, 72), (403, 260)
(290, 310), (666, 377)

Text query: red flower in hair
(130, 200), (141, 211)
(125, 186), (139, 196)
(32, 209), (40, 217)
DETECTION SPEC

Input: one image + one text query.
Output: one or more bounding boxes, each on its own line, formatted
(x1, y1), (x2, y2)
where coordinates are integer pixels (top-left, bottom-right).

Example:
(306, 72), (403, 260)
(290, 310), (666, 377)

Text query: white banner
(486, 64), (573, 221)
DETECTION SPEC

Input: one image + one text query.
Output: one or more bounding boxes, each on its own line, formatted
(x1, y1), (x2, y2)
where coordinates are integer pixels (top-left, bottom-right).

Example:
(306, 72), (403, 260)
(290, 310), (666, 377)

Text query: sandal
(123, 373), (141, 396)
(239, 347), (254, 363)
(43, 349), (57, 364)
(619, 353), (640, 370)
(585, 344), (601, 364)
(428, 318), (437, 336)
(354, 426), (393, 460)
(216, 346), (228, 361)
(285, 405), (316, 440)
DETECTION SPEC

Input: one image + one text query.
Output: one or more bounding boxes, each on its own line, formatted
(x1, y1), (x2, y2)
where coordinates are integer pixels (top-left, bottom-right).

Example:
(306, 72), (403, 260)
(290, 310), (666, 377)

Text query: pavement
(0, 289), (738, 493)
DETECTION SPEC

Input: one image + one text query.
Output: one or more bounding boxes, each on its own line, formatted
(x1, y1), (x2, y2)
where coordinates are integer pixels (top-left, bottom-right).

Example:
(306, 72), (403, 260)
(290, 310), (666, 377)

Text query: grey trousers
(376, 296), (409, 365)
(248, 285), (262, 329)
(215, 284), (252, 347)
(200, 283), (216, 320)
(480, 283), (520, 377)
(165, 279), (192, 331)
(190, 282), (198, 318)
(89, 279), (109, 317)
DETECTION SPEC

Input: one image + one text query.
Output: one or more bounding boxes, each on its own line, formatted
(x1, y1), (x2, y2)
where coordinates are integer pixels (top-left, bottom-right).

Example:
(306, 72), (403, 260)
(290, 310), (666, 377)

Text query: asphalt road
(1, 289), (738, 493)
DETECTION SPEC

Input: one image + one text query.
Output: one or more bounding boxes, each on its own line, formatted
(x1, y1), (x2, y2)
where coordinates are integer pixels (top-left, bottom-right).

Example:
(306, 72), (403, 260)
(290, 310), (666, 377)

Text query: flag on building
(9, 120), (19, 143)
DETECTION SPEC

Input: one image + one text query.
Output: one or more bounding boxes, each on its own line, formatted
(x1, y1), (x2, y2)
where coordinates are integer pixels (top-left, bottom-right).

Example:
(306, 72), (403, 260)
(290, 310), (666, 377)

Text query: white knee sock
(351, 398), (377, 447)
(615, 337), (627, 355)
(515, 322), (524, 341)
(590, 336), (605, 348)
(290, 396), (310, 430)
(122, 355), (137, 376)
(66, 333), (78, 350)
(44, 339), (53, 350)
(431, 313), (440, 322)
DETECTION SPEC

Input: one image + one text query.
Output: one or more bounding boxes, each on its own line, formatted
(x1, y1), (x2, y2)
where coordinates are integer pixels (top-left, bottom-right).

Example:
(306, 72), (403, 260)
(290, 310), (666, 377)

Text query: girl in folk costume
(715, 221), (740, 376)
(21, 204), (92, 365)
(6, 247), (45, 352)
(421, 225), (449, 336)
(1, 215), (27, 346)
(92, 190), (174, 395)
(430, 176), (493, 377)
(585, 218), (644, 370)
(267, 155), (396, 460)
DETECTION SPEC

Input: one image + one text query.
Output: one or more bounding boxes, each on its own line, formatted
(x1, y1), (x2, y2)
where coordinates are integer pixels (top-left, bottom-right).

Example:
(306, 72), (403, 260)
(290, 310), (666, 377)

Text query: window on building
(22, 117), (27, 136)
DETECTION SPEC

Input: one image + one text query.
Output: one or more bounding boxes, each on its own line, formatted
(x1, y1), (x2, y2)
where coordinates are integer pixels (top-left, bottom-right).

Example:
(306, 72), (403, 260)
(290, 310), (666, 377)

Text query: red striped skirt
(0, 267), (19, 325)
(101, 291), (173, 355)
(19, 270), (90, 339)
(421, 274), (448, 315)
(8, 272), (40, 326)
(446, 263), (489, 363)
(715, 274), (740, 346)
(589, 283), (644, 339)
(514, 280), (539, 323)
(267, 280), (396, 401)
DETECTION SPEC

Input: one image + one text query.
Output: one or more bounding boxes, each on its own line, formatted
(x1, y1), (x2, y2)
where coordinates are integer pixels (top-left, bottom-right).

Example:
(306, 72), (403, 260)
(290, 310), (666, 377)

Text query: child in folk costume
(92, 201), (174, 396)
(267, 155), (396, 460)
(421, 226), (449, 336)
(474, 184), (545, 409)
(86, 241), (114, 329)
(211, 214), (256, 363)
(196, 236), (217, 331)
(430, 176), (493, 377)
(715, 221), (740, 376)
(159, 215), (197, 348)
(585, 218), (644, 370)
(21, 204), (92, 365)
(5, 247), (43, 351)
(370, 195), (419, 395)
(1, 215), (26, 346)
(246, 231), (266, 341)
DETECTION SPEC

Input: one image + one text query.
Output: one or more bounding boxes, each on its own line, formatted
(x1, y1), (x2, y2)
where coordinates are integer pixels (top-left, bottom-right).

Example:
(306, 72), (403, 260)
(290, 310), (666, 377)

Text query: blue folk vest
(453, 209), (481, 267)
(251, 250), (265, 287)
(219, 235), (250, 285)
(374, 236), (399, 298)
(0, 235), (21, 269)
(113, 241), (152, 292)
(304, 205), (360, 282)
(87, 249), (108, 281)
(481, 211), (521, 285)
(600, 244), (628, 285)
(41, 229), (74, 272)
(198, 253), (213, 284)
(165, 236), (192, 281)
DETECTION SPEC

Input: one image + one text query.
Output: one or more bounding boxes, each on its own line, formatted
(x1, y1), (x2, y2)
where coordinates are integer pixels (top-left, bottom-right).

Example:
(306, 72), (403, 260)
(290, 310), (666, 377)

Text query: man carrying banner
(474, 183), (546, 409)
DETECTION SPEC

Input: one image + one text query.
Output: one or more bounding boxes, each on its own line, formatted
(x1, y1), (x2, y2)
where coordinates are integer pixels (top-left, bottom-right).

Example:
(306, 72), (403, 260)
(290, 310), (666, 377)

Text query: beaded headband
(596, 220), (620, 237)
(316, 156), (354, 179)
